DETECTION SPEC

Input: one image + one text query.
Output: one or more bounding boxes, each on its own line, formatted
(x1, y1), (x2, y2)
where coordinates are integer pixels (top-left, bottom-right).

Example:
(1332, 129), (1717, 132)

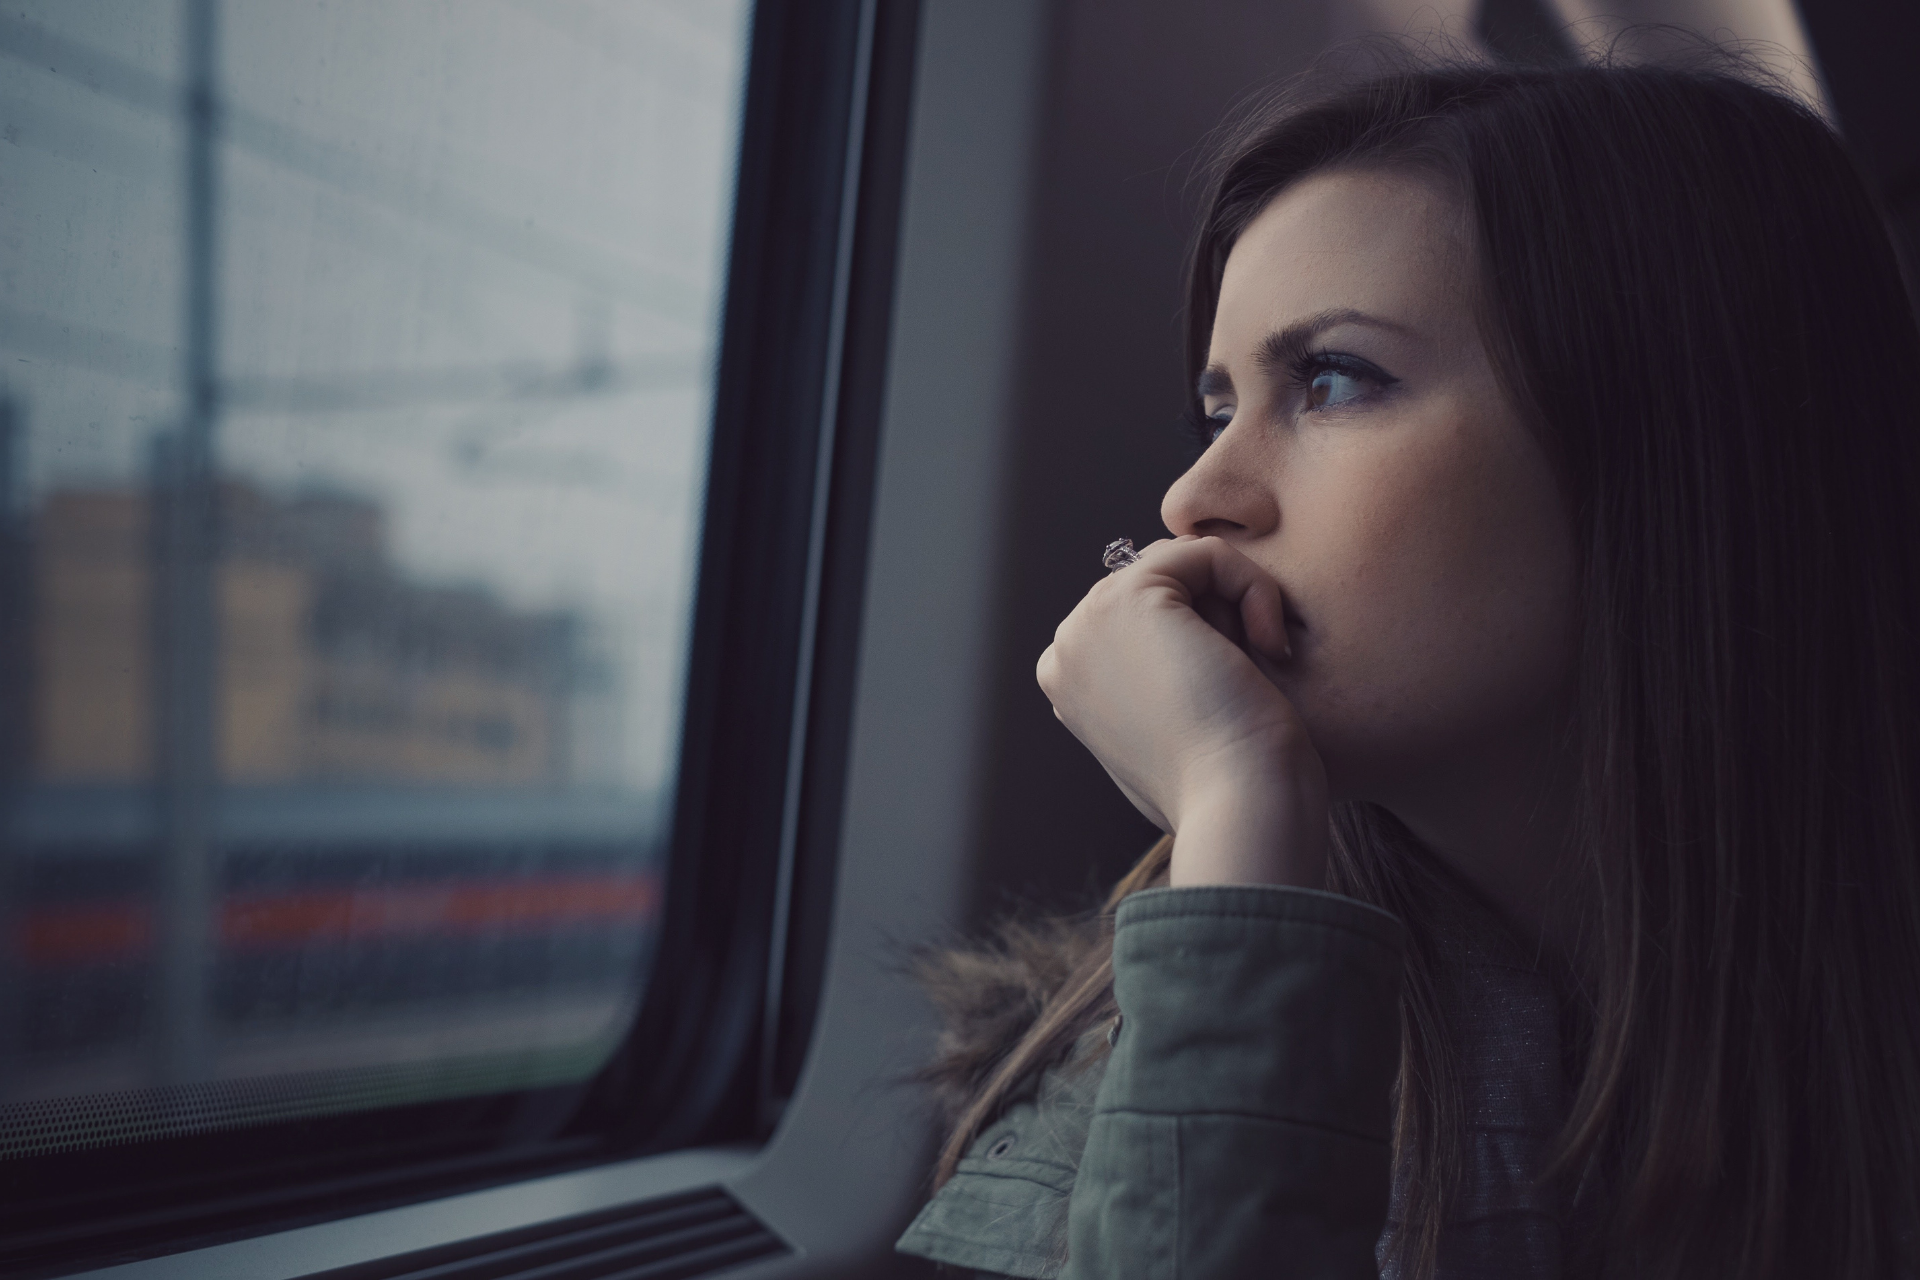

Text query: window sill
(66, 1145), (766, 1280)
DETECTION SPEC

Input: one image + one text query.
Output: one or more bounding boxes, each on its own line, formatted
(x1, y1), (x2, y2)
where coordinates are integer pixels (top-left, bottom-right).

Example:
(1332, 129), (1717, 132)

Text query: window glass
(0, 0), (750, 1157)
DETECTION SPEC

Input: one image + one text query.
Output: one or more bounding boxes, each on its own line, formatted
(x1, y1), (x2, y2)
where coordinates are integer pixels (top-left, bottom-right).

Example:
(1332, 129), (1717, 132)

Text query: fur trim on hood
(911, 913), (1105, 1123)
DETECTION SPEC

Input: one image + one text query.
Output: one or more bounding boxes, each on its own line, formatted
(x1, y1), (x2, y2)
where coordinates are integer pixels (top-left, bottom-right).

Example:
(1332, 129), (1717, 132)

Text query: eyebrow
(1195, 307), (1415, 399)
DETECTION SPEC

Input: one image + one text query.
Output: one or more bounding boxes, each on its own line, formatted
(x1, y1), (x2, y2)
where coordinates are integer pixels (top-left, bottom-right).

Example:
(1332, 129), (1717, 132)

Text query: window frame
(0, 0), (922, 1272)
(574, 0), (923, 1156)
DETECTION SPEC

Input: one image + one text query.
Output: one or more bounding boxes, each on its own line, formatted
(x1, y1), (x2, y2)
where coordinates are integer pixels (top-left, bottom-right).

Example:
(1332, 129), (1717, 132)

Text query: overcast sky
(0, 0), (752, 795)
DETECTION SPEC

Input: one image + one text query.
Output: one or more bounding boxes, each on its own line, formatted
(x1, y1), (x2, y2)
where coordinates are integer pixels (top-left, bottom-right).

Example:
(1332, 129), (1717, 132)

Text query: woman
(895, 54), (1920, 1280)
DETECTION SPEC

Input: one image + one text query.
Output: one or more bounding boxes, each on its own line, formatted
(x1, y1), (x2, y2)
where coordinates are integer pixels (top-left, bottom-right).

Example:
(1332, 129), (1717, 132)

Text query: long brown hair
(928, 55), (1920, 1280)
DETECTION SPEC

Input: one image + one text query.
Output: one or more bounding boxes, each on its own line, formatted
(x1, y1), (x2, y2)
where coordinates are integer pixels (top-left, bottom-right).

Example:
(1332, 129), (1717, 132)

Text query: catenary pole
(154, 0), (221, 1087)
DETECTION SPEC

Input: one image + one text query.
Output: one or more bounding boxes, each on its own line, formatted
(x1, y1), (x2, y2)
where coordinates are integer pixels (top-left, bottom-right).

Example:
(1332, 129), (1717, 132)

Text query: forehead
(1213, 168), (1471, 352)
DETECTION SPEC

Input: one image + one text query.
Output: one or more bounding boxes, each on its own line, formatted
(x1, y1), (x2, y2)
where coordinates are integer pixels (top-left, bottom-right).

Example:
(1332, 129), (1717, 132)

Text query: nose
(1160, 424), (1280, 540)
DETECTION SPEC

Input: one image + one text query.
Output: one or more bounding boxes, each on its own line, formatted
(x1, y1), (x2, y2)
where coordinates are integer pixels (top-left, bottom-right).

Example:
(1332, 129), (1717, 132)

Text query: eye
(1308, 369), (1366, 409)
(1290, 351), (1394, 413)
(1205, 408), (1233, 442)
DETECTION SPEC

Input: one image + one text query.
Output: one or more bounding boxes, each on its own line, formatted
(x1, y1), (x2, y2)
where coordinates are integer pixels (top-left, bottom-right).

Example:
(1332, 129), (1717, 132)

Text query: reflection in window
(0, 0), (749, 1155)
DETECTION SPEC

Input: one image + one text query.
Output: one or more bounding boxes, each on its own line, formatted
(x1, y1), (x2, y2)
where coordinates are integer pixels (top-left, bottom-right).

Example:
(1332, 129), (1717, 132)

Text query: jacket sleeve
(1063, 884), (1405, 1280)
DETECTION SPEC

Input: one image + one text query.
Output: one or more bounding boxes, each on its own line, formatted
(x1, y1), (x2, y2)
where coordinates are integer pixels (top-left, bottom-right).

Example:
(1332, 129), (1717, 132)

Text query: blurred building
(30, 481), (593, 787)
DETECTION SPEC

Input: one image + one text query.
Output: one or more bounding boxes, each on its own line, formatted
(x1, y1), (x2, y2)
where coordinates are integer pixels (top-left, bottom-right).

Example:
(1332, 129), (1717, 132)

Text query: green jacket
(897, 884), (1406, 1279)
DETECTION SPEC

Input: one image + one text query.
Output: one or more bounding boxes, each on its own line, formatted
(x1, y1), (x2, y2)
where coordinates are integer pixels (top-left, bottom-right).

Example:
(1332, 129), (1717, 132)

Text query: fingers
(1125, 536), (1292, 661)
(1194, 592), (1246, 650)
(1034, 535), (1314, 853)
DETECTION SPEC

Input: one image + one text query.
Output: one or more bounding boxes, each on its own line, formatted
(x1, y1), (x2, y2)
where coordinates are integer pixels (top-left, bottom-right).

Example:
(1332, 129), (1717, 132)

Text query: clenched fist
(1036, 534), (1329, 889)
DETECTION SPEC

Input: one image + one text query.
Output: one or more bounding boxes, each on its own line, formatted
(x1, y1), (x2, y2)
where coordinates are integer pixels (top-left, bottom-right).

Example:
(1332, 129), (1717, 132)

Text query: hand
(1035, 535), (1328, 888)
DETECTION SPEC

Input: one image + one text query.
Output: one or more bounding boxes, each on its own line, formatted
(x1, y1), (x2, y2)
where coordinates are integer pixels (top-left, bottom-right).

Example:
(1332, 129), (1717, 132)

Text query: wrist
(1168, 767), (1327, 889)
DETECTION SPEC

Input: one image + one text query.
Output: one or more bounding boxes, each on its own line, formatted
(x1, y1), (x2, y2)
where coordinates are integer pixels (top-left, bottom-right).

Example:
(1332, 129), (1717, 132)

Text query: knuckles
(1038, 551), (1187, 704)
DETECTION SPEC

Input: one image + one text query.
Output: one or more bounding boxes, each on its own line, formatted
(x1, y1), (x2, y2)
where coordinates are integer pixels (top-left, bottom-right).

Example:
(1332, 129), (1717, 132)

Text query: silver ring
(1102, 537), (1140, 574)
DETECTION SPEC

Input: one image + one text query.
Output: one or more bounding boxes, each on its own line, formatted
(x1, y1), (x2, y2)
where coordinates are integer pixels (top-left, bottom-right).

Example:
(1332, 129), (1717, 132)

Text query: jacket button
(986, 1134), (1016, 1159)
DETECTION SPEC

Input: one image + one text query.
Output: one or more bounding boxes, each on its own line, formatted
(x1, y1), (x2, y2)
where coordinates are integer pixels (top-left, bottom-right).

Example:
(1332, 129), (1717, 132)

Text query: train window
(0, 0), (912, 1271)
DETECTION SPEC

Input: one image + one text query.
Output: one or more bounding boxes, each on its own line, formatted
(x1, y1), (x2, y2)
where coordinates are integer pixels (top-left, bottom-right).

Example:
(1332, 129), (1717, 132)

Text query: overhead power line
(0, 305), (702, 412)
(0, 15), (710, 329)
(222, 350), (707, 414)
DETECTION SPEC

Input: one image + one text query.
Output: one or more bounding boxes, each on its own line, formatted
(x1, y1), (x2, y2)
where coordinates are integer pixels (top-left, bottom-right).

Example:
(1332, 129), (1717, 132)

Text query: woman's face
(1162, 167), (1576, 810)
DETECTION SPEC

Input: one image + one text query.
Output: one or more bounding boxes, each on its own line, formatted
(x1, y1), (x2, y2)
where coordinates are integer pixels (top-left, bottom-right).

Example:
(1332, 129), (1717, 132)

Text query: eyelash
(1181, 349), (1395, 448)
(1287, 349), (1393, 402)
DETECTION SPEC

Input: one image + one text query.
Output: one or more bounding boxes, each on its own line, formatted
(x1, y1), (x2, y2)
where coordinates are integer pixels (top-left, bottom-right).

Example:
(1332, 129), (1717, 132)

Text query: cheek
(1281, 422), (1574, 784)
